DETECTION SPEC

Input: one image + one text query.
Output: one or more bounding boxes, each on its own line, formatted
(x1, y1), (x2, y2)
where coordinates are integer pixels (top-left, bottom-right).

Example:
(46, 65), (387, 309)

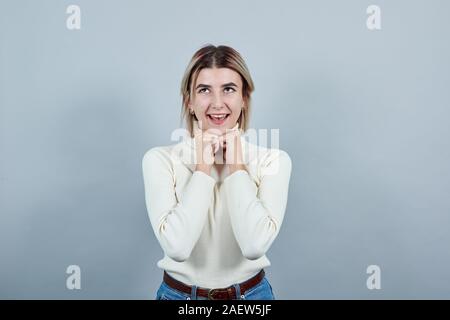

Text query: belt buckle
(208, 288), (219, 300)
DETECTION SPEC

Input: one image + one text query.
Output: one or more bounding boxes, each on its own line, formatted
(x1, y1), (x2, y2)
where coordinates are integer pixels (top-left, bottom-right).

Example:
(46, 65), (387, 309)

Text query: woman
(142, 44), (292, 300)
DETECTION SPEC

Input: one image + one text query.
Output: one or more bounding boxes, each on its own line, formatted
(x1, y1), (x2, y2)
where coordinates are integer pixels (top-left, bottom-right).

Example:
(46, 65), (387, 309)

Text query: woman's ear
(186, 101), (194, 114)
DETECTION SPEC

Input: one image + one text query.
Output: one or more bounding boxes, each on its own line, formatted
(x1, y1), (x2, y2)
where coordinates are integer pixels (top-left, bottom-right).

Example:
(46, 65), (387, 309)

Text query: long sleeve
(223, 149), (292, 260)
(142, 147), (216, 262)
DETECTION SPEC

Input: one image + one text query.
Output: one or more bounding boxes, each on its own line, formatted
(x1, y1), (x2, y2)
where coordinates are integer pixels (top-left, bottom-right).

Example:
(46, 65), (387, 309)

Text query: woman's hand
(219, 127), (247, 174)
(194, 131), (220, 176)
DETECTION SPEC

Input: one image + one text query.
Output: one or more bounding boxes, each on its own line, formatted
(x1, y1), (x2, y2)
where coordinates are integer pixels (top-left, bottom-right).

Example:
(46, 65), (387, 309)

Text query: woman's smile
(207, 113), (230, 126)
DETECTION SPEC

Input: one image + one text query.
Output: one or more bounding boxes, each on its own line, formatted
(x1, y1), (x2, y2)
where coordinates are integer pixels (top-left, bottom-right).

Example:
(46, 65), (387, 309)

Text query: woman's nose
(211, 93), (224, 108)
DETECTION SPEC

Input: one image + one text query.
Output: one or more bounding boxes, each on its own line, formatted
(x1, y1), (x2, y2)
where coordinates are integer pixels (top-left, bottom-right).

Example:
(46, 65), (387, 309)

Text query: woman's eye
(198, 88), (209, 93)
(224, 87), (236, 93)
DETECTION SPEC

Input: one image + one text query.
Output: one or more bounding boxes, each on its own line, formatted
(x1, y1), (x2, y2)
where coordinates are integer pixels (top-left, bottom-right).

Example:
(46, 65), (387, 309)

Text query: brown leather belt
(163, 269), (265, 300)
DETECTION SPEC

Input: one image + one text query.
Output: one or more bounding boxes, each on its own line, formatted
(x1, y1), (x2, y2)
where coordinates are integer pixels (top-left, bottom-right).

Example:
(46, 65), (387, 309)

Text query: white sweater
(142, 127), (292, 288)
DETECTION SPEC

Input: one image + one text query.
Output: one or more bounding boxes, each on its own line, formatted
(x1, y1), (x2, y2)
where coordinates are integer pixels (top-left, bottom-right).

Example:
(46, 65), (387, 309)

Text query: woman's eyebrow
(195, 82), (238, 90)
(221, 82), (238, 88)
(195, 84), (211, 90)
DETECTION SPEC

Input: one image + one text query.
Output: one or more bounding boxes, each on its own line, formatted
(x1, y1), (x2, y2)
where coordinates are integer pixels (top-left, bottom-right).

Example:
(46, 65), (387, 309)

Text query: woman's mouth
(207, 113), (230, 126)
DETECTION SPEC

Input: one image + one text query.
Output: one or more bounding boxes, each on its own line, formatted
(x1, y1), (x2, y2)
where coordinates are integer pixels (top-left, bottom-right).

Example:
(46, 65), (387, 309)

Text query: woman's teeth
(210, 115), (227, 120)
(207, 114), (229, 124)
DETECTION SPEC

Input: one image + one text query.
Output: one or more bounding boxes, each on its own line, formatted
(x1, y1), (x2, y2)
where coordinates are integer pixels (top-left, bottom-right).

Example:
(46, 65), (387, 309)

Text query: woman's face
(189, 67), (244, 134)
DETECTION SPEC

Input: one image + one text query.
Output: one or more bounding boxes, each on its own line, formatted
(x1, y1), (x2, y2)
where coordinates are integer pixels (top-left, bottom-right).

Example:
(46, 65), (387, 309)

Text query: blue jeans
(155, 276), (275, 300)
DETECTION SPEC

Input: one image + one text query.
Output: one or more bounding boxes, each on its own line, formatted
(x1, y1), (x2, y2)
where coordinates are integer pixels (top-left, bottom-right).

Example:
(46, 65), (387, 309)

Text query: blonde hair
(180, 44), (255, 137)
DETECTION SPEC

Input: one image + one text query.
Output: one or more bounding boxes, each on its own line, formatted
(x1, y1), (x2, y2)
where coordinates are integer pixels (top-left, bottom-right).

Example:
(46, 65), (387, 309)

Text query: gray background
(1, 0), (449, 299)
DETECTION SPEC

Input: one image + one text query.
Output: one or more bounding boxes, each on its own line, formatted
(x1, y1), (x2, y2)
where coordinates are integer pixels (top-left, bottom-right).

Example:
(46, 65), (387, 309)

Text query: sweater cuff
(223, 170), (258, 201)
(191, 170), (217, 188)
(179, 170), (216, 211)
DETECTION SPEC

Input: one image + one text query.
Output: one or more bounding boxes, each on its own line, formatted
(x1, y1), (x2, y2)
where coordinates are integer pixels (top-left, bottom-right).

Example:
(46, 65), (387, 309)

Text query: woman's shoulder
(244, 139), (292, 176)
(142, 140), (186, 167)
(245, 139), (291, 164)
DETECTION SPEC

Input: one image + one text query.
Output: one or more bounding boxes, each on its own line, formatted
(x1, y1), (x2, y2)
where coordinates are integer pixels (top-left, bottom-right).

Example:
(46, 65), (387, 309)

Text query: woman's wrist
(195, 164), (212, 176)
(228, 164), (247, 174)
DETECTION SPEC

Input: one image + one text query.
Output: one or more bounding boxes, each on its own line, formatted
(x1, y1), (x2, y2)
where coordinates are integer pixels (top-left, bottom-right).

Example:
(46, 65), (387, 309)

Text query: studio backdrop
(1, 0), (450, 299)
